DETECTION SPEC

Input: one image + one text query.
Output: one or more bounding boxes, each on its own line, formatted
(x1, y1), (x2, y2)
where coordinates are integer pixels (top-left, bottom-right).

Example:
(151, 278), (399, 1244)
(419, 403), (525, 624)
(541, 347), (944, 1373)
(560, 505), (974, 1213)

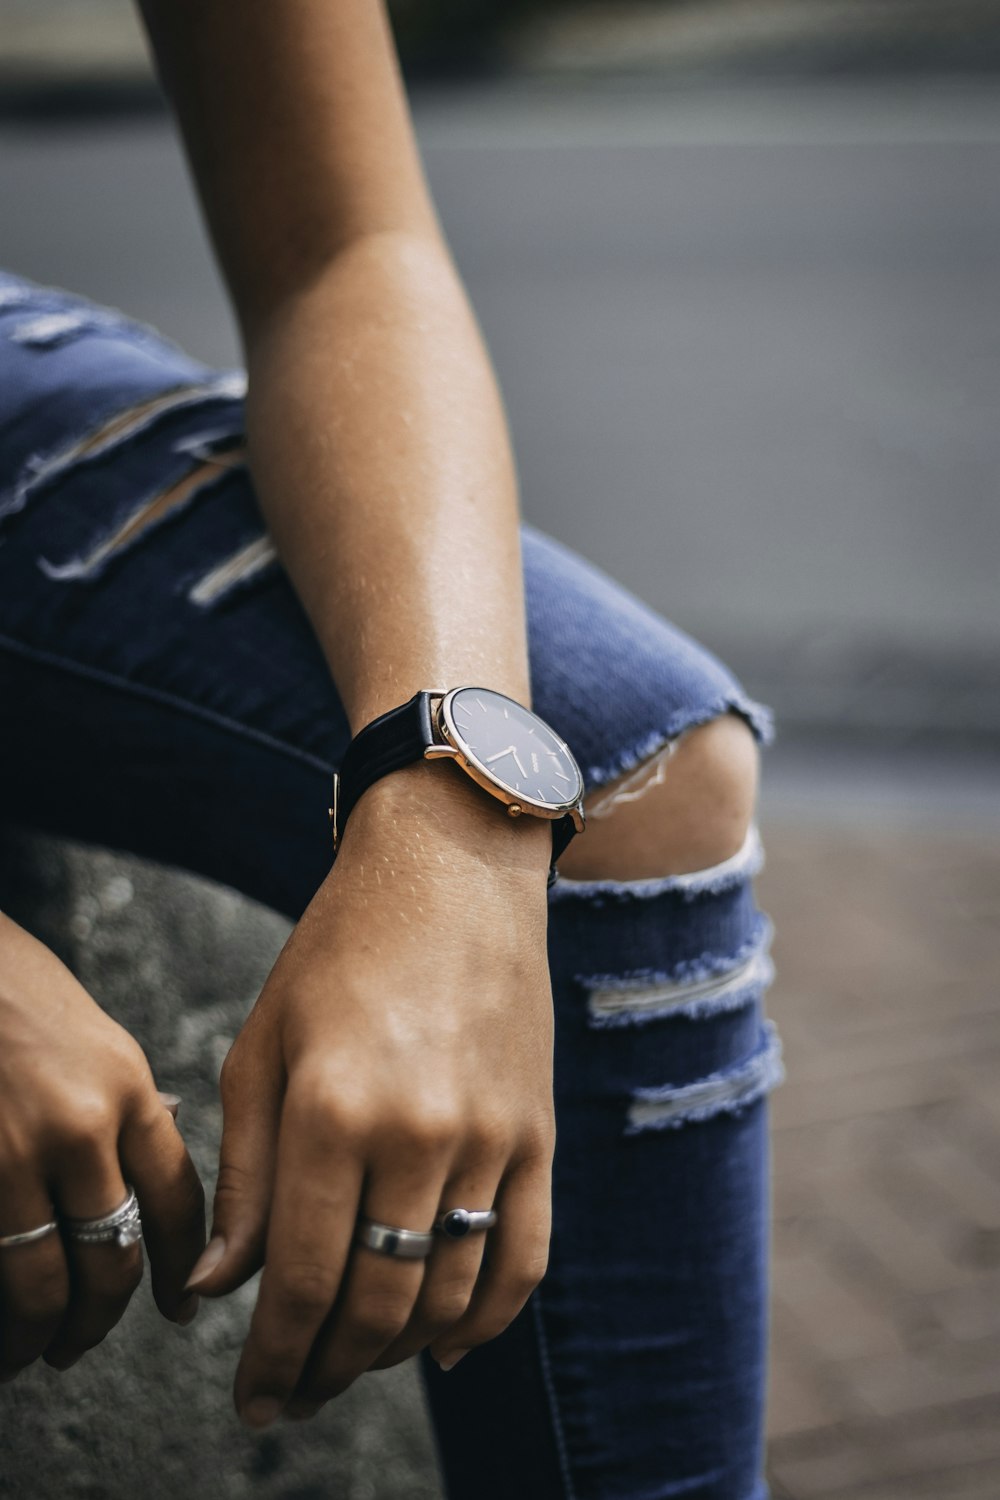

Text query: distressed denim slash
(0, 271), (779, 1500)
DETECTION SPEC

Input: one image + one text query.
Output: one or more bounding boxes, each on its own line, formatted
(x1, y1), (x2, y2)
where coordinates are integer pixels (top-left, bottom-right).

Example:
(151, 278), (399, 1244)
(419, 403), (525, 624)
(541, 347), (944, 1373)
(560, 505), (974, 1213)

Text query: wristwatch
(331, 687), (586, 886)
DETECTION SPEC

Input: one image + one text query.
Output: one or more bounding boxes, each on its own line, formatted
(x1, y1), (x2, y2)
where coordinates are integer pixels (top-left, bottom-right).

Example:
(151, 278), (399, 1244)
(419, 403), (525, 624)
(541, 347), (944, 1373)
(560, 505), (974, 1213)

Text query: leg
(420, 531), (778, 1500)
(0, 275), (778, 1499)
(560, 713), (760, 882)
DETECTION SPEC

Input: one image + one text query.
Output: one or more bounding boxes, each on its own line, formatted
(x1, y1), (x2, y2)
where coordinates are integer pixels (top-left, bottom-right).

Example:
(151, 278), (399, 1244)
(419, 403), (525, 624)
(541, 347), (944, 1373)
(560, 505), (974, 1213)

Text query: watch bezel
(436, 686), (584, 818)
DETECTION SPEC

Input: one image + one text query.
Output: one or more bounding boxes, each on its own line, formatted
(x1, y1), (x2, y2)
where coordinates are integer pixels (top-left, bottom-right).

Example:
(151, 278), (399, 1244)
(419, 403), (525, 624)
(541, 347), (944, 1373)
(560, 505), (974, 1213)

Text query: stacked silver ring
(63, 1188), (143, 1248)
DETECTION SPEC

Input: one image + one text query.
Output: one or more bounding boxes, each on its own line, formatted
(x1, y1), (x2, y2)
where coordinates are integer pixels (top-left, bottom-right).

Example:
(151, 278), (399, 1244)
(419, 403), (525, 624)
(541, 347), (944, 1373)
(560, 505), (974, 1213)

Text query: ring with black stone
(433, 1208), (499, 1239)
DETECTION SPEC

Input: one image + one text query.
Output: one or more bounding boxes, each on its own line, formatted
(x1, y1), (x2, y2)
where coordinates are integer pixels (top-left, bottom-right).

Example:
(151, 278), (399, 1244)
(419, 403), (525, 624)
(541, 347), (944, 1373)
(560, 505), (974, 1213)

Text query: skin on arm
(138, 0), (558, 1424)
(139, 0), (535, 736)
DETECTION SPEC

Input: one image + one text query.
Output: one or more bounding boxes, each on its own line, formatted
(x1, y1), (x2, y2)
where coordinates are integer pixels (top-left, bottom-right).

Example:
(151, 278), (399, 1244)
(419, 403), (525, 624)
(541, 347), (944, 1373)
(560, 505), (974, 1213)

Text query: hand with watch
(331, 687), (587, 886)
(186, 683), (586, 1423)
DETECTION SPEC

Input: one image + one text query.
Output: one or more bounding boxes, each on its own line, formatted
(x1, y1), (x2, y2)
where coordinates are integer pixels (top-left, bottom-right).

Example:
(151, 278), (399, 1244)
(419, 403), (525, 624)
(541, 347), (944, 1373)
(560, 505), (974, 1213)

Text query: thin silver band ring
(0, 1220), (59, 1249)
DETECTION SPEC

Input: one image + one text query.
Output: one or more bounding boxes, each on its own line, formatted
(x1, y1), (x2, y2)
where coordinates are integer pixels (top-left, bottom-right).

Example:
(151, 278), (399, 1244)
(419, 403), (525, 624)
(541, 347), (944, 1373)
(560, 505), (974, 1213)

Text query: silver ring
(63, 1187), (143, 1248)
(0, 1219), (59, 1249)
(433, 1208), (498, 1239)
(355, 1217), (435, 1260)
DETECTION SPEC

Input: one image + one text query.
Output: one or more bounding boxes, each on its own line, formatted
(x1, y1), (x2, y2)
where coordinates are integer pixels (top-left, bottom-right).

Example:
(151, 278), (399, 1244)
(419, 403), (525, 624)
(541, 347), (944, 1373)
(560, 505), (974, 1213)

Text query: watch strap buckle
(329, 771), (340, 853)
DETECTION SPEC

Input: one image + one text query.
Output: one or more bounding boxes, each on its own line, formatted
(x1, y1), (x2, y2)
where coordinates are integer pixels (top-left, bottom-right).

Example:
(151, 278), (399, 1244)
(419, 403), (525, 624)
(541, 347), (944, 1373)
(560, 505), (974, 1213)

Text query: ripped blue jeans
(0, 271), (780, 1500)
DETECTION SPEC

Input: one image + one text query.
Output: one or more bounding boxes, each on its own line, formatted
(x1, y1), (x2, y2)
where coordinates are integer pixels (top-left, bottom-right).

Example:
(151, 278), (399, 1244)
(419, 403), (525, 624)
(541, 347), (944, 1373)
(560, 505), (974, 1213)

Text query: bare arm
(136, 0), (558, 1426)
(139, 0), (536, 741)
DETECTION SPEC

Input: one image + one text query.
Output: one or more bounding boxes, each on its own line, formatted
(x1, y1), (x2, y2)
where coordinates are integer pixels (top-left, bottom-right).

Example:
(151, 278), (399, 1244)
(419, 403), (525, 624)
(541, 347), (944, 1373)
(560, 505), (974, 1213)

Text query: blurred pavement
(1, 77), (998, 740)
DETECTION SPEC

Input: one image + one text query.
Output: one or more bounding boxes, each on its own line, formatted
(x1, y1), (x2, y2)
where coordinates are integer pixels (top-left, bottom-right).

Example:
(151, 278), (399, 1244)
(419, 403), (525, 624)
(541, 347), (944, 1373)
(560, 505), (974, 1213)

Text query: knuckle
(109, 1036), (155, 1101)
(518, 1114), (556, 1161)
(501, 1255), (549, 1307)
(289, 1073), (368, 1146)
(15, 1278), (68, 1326)
(273, 1261), (336, 1320)
(212, 1159), (257, 1206)
(403, 1119), (453, 1156)
(511, 1256), (549, 1298)
(421, 1288), (471, 1330)
(465, 1112), (511, 1159)
(80, 1251), (144, 1310)
(349, 1289), (412, 1344)
(386, 1102), (460, 1156)
(61, 1094), (118, 1152)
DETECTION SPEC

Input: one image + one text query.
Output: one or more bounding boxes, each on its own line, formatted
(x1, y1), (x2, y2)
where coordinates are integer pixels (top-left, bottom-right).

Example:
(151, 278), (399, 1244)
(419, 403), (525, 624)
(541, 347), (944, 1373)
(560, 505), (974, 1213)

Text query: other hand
(0, 914), (205, 1377)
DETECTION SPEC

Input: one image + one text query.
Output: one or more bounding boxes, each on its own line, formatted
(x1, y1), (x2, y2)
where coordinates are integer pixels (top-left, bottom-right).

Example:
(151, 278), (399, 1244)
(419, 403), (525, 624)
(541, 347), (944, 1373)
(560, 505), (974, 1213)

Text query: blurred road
(1, 77), (998, 741)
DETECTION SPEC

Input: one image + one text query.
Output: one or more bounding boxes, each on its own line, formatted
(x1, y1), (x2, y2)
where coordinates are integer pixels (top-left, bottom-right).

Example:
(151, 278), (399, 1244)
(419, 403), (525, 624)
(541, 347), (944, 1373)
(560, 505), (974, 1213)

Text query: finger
(367, 1158), (503, 1371)
(288, 1137), (451, 1411)
(0, 1182), (69, 1378)
(44, 1155), (142, 1370)
(157, 1092), (181, 1122)
(231, 1083), (367, 1427)
(119, 1092), (205, 1322)
(427, 1157), (551, 1371)
(185, 1043), (280, 1297)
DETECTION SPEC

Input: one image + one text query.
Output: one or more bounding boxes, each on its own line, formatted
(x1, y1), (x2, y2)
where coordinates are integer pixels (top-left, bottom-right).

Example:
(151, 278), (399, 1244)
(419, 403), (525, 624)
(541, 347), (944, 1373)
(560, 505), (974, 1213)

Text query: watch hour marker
(476, 697), (487, 712)
(552, 771), (572, 783)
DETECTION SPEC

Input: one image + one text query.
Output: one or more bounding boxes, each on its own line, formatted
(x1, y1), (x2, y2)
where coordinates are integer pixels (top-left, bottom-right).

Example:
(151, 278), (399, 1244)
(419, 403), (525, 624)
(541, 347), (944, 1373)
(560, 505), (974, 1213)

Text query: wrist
(342, 760), (553, 877)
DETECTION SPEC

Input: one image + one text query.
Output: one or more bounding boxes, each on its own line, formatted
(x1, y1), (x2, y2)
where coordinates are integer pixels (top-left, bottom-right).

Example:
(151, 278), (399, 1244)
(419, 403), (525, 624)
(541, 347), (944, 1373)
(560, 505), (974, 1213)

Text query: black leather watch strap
(332, 689), (577, 886)
(335, 690), (434, 838)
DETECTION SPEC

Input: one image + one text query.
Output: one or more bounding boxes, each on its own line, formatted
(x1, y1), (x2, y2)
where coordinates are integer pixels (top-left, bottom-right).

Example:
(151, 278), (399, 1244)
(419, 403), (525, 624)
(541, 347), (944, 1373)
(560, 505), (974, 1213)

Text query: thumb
(186, 1048), (281, 1297)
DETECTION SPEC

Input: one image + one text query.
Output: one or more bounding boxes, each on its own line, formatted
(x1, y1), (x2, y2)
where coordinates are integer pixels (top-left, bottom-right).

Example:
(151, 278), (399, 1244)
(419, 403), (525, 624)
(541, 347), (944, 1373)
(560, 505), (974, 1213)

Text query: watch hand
(484, 745), (517, 764)
(512, 749), (527, 777)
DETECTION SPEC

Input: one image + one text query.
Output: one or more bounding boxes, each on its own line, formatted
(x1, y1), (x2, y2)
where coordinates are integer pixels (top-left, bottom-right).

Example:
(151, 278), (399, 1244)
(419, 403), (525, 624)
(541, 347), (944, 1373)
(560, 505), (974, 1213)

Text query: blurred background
(1, 3), (998, 1498)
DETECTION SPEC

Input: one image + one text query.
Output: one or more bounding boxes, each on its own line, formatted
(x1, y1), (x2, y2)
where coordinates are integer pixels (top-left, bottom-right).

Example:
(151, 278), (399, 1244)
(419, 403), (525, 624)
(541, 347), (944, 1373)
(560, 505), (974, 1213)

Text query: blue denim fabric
(0, 271), (779, 1500)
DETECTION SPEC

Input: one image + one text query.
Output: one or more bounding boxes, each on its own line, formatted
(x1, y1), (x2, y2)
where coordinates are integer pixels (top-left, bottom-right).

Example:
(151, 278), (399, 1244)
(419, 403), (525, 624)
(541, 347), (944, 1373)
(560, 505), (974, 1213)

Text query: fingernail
(436, 1349), (469, 1372)
(175, 1294), (199, 1326)
(185, 1236), (226, 1289)
(242, 1396), (283, 1429)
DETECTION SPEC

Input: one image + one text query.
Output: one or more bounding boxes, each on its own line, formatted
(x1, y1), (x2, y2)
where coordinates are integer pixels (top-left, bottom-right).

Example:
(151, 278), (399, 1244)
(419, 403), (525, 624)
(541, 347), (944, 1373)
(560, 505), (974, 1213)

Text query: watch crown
(508, 804), (523, 818)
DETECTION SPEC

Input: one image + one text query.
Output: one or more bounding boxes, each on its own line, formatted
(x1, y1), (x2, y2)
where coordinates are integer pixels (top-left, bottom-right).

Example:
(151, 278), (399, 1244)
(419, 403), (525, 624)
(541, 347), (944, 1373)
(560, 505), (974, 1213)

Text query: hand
(0, 914), (205, 1377)
(187, 762), (555, 1426)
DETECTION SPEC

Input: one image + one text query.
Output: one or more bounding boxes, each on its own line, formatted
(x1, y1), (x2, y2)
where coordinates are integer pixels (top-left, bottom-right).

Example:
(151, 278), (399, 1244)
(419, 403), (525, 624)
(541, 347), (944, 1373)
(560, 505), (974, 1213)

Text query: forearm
(139, 0), (534, 732)
(244, 232), (530, 736)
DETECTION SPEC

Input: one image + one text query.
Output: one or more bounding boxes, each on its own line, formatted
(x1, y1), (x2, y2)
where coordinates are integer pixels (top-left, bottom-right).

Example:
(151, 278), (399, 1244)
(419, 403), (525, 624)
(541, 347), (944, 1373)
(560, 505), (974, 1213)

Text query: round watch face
(441, 688), (584, 809)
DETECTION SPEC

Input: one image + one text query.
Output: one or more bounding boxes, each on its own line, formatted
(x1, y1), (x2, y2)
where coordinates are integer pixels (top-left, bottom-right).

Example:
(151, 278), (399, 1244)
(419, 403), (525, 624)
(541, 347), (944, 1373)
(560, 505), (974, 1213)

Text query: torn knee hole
(585, 740), (678, 819)
(556, 714), (760, 884)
